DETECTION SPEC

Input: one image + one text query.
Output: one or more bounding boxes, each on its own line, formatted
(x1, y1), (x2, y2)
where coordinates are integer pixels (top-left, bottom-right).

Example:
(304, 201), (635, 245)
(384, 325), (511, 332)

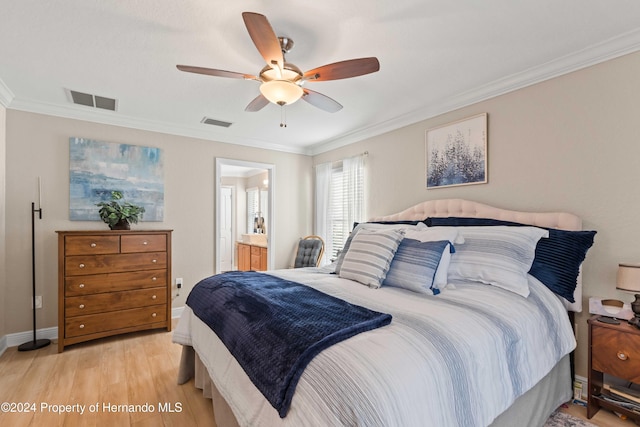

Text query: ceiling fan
(177, 12), (380, 114)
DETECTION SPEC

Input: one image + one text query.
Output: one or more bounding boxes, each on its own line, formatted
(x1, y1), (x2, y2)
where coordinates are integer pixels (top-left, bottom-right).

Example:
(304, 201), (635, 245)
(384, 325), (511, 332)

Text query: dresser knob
(151, 313), (157, 318)
(152, 277), (157, 281)
(143, 241), (148, 245)
(79, 304), (85, 309)
(79, 263), (85, 268)
(79, 324), (85, 329)
(617, 351), (628, 361)
(90, 243), (97, 248)
(152, 295), (157, 300)
(79, 284), (85, 289)
(152, 259), (157, 263)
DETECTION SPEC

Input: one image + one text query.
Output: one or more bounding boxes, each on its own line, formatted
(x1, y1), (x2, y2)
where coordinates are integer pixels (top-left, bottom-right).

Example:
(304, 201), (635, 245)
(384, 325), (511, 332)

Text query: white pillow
(404, 228), (463, 289)
(339, 228), (405, 288)
(447, 226), (548, 297)
(404, 227), (464, 245)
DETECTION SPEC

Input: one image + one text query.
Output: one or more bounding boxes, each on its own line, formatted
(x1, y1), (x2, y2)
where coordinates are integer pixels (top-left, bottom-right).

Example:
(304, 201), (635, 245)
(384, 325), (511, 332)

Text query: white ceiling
(1, 1), (639, 155)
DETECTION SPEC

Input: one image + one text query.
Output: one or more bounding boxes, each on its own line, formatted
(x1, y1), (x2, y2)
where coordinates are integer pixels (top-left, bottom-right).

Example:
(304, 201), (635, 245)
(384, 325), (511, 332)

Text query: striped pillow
(426, 217), (596, 302)
(448, 226), (548, 297)
(334, 222), (426, 275)
(339, 228), (405, 288)
(383, 239), (453, 294)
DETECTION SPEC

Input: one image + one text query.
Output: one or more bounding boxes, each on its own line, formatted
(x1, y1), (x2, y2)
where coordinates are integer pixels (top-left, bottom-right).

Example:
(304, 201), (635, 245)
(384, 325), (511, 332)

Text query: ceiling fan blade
(245, 94), (270, 112)
(242, 12), (284, 72)
(302, 89), (343, 113)
(303, 57), (380, 81)
(176, 65), (257, 80)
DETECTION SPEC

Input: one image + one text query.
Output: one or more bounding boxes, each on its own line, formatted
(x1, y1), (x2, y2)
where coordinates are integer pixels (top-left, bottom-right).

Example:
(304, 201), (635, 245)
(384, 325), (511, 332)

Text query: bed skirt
(177, 345), (571, 427)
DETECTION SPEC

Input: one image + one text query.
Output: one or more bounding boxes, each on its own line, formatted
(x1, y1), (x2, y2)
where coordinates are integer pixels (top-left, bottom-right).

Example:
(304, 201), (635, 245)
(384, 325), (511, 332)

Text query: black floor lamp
(18, 197), (51, 351)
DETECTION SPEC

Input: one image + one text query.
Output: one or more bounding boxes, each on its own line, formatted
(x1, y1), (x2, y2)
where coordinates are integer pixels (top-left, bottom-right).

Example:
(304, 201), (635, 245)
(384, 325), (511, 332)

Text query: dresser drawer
(65, 252), (167, 276)
(65, 269), (167, 296)
(65, 287), (167, 317)
(65, 304), (167, 338)
(591, 325), (640, 382)
(121, 234), (167, 253)
(64, 235), (120, 256)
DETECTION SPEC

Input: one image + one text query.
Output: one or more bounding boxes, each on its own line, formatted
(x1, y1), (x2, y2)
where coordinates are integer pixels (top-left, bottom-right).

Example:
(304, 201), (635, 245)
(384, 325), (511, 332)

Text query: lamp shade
(616, 263), (640, 292)
(260, 80), (303, 106)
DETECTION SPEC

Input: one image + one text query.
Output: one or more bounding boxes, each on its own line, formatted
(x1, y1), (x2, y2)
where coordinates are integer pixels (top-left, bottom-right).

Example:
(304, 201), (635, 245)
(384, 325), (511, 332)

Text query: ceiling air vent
(202, 117), (233, 128)
(69, 90), (117, 111)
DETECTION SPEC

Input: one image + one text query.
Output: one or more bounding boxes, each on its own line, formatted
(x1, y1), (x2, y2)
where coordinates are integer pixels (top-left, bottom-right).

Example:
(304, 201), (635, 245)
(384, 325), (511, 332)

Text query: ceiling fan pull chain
(280, 105), (287, 128)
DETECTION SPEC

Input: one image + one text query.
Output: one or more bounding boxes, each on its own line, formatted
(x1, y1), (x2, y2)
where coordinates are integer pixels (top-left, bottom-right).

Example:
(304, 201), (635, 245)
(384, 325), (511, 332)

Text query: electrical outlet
(176, 278), (183, 288)
(34, 295), (42, 309)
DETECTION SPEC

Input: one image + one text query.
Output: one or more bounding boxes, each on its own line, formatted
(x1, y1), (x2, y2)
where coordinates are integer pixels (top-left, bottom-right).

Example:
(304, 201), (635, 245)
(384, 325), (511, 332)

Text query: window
(329, 163), (347, 259)
(247, 188), (268, 234)
(316, 154), (365, 263)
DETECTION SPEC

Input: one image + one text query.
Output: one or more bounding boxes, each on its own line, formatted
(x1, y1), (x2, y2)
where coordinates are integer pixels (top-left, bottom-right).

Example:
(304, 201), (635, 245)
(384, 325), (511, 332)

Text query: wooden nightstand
(587, 316), (640, 420)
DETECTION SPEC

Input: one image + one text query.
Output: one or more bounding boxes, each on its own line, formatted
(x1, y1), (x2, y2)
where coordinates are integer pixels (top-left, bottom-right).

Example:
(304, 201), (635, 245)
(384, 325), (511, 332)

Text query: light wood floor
(0, 320), (216, 427)
(0, 321), (636, 427)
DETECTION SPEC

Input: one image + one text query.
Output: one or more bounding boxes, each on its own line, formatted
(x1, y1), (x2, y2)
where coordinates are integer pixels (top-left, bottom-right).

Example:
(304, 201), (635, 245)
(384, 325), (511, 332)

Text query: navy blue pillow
(425, 217), (596, 302)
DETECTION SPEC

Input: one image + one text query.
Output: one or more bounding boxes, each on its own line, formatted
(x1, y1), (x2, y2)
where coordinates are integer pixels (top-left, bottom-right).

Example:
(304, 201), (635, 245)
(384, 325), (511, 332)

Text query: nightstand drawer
(592, 325), (640, 382)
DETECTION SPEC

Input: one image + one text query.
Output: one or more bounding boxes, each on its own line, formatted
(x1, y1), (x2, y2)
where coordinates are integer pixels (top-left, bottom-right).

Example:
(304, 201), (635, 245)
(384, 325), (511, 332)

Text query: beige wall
(0, 105), (6, 340)
(314, 51), (640, 378)
(4, 111), (313, 335)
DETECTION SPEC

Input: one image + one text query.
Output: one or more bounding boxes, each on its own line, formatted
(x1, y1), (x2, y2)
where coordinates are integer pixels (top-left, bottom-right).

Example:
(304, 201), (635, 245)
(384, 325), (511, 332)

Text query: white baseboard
(4, 326), (59, 352)
(172, 305), (184, 319)
(0, 307), (186, 357)
(0, 334), (7, 358)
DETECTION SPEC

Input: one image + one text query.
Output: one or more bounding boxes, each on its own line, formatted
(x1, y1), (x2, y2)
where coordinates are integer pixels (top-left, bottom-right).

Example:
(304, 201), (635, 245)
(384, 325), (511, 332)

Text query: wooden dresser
(56, 230), (172, 352)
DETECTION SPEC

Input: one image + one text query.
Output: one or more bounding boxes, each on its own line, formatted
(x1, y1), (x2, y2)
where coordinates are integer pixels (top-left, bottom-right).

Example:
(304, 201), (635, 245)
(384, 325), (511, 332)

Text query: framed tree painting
(425, 113), (488, 189)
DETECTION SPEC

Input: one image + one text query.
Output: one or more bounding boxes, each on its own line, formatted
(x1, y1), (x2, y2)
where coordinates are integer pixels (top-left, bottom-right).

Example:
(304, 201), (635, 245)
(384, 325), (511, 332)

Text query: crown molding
(7, 97), (309, 155)
(308, 28), (640, 155)
(0, 77), (15, 107)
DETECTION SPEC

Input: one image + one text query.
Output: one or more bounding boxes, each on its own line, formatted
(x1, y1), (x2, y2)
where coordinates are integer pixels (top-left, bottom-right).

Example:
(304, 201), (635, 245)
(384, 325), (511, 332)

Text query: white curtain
(314, 154), (365, 266)
(314, 162), (332, 266)
(341, 153), (365, 242)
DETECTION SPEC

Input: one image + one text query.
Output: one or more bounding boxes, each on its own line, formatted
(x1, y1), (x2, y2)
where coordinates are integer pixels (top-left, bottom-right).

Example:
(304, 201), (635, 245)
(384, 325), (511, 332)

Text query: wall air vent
(202, 117), (233, 128)
(69, 90), (117, 111)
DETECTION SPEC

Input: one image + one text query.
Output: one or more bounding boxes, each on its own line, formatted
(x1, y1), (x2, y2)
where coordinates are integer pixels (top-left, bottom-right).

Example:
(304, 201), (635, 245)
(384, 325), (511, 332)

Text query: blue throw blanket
(186, 271), (392, 417)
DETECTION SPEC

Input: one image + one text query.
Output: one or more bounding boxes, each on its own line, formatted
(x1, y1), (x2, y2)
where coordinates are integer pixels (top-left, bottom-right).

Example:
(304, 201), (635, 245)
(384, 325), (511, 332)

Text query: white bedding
(173, 267), (576, 427)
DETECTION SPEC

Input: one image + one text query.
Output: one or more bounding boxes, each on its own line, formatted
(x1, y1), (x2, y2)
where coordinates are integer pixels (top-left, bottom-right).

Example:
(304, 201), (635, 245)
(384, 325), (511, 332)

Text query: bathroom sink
(242, 234), (267, 246)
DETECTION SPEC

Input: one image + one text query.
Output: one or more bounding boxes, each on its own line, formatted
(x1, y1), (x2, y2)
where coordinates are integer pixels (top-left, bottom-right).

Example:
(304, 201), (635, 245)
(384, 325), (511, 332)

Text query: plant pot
(110, 220), (130, 230)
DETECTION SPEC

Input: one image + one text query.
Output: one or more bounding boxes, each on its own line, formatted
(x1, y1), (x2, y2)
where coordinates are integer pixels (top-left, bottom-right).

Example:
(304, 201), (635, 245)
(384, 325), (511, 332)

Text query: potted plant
(96, 190), (145, 230)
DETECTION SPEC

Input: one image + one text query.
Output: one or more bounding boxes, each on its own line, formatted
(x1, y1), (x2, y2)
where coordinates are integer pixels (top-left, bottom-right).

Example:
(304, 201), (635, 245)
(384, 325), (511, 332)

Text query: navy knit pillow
(425, 217), (596, 302)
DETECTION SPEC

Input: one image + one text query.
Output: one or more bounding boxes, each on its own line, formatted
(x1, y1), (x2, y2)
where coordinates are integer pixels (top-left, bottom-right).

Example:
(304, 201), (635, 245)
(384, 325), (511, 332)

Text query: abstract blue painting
(69, 137), (164, 221)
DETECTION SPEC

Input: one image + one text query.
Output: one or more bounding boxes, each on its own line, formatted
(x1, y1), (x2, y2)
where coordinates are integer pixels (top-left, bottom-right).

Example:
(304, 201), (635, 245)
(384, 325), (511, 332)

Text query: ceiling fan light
(260, 80), (303, 105)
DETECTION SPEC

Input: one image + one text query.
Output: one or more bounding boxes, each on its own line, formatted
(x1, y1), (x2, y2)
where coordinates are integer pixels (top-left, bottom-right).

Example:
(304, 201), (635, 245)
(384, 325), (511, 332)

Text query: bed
(173, 198), (596, 427)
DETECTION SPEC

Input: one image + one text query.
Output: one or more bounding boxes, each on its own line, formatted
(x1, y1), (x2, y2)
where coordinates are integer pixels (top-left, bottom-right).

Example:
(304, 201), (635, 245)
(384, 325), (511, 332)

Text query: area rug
(544, 410), (598, 427)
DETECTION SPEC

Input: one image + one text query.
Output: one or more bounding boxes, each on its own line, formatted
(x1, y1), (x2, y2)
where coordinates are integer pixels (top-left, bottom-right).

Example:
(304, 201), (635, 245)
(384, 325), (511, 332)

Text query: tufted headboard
(370, 198), (583, 312)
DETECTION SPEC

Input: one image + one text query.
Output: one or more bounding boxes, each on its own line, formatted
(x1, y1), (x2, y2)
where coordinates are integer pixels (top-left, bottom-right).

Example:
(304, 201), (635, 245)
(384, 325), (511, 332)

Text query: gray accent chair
(293, 235), (325, 268)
